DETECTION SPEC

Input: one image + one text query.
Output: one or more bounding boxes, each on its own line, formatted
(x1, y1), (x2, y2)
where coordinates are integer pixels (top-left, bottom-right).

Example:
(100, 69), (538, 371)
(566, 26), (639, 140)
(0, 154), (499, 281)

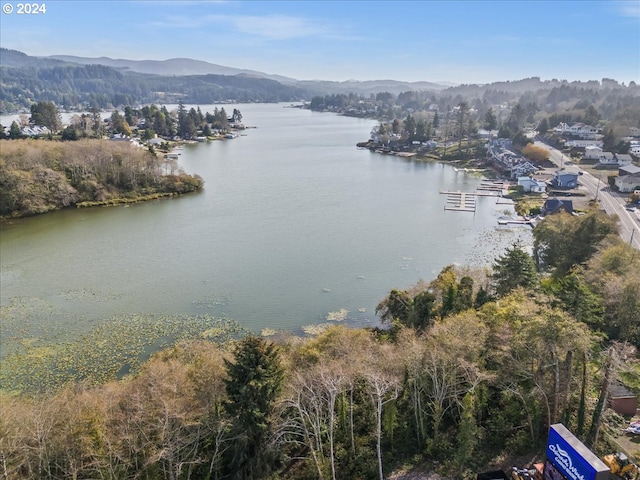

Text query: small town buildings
(21, 125), (50, 137)
(517, 176), (547, 193)
(553, 122), (599, 139)
(541, 198), (574, 216)
(549, 171), (579, 189)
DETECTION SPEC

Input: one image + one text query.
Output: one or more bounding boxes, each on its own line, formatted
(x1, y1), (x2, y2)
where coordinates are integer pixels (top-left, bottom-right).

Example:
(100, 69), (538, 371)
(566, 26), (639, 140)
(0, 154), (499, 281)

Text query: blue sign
(545, 424), (609, 480)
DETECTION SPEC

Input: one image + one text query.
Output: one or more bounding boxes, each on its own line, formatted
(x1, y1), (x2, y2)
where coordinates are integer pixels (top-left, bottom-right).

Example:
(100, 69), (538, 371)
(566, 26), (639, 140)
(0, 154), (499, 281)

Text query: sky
(1, 0), (639, 85)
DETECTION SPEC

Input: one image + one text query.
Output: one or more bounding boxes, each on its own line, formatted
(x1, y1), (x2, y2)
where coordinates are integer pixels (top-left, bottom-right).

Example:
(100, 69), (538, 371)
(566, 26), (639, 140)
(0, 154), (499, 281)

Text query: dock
(497, 217), (536, 227)
(442, 191), (477, 212)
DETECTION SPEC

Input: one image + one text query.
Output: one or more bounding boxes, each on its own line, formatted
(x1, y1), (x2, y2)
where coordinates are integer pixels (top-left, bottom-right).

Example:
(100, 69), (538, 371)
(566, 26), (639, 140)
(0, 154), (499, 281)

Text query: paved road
(535, 139), (640, 249)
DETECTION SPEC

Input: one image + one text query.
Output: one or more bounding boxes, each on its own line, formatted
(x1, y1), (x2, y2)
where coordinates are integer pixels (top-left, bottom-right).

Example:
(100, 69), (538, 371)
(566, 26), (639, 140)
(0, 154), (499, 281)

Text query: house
(614, 153), (633, 166)
(615, 172), (640, 193)
(597, 152), (616, 166)
(567, 123), (599, 139)
(596, 152), (633, 167)
(477, 129), (499, 139)
(518, 176), (547, 193)
(511, 161), (539, 178)
(549, 171), (579, 189)
(565, 139), (603, 148)
(584, 145), (603, 160)
(608, 382), (638, 416)
(631, 145), (640, 156)
(541, 198), (574, 216)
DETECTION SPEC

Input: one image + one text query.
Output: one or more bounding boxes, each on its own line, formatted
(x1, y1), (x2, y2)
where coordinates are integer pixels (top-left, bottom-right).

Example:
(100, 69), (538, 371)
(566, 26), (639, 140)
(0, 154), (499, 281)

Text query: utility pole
(631, 228), (635, 246)
(595, 175), (601, 202)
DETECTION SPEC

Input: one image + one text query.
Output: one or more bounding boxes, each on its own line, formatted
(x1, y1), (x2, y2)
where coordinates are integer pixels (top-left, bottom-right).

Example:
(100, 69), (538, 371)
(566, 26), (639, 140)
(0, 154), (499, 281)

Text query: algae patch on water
(0, 312), (246, 395)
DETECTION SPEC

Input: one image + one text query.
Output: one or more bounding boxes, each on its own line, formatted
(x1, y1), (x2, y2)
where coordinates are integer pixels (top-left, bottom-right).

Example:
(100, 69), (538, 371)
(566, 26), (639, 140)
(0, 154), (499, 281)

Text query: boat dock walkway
(441, 191), (477, 212)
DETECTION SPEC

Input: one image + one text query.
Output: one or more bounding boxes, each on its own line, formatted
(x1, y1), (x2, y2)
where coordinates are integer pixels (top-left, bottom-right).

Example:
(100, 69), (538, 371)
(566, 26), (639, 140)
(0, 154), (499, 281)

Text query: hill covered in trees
(0, 49), (311, 112)
(1, 208), (639, 479)
(0, 139), (203, 217)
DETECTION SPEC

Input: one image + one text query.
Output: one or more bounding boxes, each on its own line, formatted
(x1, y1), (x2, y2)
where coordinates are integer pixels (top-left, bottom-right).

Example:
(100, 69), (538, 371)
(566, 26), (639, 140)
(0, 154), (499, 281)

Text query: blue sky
(1, 0), (638, 85)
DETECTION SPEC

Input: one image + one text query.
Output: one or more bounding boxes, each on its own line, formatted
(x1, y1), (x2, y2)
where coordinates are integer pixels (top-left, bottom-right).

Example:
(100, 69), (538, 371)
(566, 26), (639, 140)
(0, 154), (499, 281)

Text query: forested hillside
(0, 140), (203, 216)
(1, 209), (639, 479)
(0, 49), (311, 111)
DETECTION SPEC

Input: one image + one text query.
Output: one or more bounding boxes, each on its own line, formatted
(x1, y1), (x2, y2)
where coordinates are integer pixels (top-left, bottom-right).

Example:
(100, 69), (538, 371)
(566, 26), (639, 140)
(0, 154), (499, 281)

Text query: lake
(0, 103), (531, 343)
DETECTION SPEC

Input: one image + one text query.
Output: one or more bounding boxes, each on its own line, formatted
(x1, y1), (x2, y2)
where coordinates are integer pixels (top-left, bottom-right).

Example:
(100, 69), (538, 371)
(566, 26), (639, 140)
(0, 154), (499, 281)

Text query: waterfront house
(541, 198), (574, 216)
(517, 176), (547, 193)
(549, 171), (579, 189)
(511, 161), (539, 178)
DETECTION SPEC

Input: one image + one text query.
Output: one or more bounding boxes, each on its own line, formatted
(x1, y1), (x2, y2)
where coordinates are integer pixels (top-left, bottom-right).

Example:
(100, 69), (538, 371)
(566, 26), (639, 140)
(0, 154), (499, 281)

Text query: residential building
(549, 171), (579, 189)
(541, 198), (574, 216)
(584, 145), (603, 160)
(596, 152), (633, 167)
(615, 165), (640, 193)
(517, 176), (547, 193)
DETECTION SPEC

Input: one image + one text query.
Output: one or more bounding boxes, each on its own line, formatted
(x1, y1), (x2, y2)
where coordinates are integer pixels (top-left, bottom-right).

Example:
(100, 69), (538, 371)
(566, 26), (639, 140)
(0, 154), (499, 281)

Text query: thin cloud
(147, 12), (335, 40)
(616, 0), (640, 19)
(230, 14), (329, 39)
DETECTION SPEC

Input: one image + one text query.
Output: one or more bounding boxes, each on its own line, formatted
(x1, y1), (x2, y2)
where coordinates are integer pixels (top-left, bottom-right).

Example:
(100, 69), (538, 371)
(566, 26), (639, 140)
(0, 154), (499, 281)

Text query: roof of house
(620, 164), (640, 175)
(609, 382), (637, 400)
(542, 198), (574, 215)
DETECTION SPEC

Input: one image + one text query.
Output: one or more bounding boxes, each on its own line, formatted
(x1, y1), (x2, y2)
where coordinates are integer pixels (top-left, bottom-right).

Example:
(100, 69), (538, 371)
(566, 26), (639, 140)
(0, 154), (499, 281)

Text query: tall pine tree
(224, 336), (284, 480)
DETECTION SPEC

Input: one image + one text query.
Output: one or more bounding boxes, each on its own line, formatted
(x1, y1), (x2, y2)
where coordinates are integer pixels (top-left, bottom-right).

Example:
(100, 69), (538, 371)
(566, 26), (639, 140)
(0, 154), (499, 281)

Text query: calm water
(0, 104), (531, 339)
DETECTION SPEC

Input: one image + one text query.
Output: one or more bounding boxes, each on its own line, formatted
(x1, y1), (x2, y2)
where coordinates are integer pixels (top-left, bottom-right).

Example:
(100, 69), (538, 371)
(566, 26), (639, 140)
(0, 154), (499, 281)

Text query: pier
(441, 191), (477, 212)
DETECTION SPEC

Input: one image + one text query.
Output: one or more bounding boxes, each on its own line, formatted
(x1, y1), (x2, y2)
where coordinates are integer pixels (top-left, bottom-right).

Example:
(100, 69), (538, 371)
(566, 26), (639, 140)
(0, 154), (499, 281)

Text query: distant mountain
(297, 79), (449, 95)
(0, 48), (311, 111)
(47, 54), (297, 84)
(45, 54), (452, 94)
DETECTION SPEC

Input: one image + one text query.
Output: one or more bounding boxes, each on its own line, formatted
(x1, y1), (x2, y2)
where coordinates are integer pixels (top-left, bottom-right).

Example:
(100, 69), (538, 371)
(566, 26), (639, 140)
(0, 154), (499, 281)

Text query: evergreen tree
(30, 101), (61, 131)
(491, 243), (538, 297)
(224, 336), (284, 480)
(484, 107), (497, 130)
(432, 111), (439, 128)
(9, 121), (22, 139)
(537, 117), (549, 134)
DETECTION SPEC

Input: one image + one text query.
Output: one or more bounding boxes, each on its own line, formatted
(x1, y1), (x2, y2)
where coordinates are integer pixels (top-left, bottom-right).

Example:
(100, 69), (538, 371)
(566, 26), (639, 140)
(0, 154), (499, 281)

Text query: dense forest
(1, 208), (639, 479)
(0, 139), (203, 217)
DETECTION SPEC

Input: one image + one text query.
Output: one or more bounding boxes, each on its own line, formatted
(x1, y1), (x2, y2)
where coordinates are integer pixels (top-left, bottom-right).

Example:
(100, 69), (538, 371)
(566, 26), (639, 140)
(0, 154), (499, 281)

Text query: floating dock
(441, 191), (477, 212)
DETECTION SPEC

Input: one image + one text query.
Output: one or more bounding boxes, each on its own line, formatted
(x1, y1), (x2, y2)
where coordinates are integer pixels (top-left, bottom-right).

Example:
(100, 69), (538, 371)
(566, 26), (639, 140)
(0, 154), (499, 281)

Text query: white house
(598, 152), (631, 167)
(630, 145), (640, 156)
(615, 173), (640, 193)
(584, 145), (603, 160)
(518, 176), (547, 193)
(565, 139), (603, 148)
(567, 123), (599, 139)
